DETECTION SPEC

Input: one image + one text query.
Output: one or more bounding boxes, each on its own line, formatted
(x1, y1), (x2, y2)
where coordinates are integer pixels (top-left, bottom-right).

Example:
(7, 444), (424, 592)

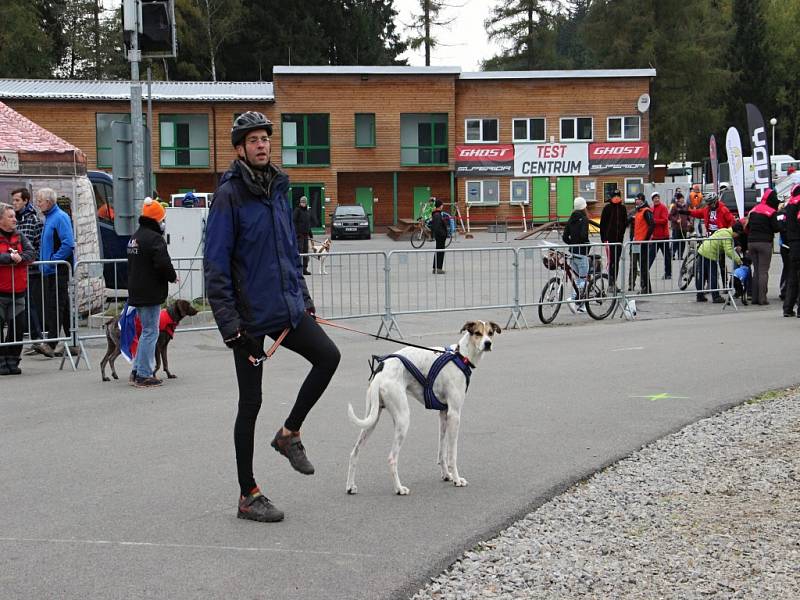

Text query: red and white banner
(455, 145), (514, 177)
(514, 143), (589, 177)
(588, 142), (649, 174)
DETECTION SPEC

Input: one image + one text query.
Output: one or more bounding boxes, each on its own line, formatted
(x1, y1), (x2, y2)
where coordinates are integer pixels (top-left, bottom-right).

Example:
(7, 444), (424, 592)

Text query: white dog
(308, 238), (332, 274)
(345, 320), (501, 496)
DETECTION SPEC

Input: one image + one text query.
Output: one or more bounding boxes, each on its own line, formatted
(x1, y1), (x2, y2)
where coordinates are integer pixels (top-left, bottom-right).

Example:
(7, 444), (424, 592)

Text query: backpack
(442, 211), (455, 234)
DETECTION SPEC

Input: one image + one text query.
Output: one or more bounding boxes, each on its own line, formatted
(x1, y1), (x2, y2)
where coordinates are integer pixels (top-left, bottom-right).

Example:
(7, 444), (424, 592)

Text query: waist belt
(370, 347), (472, 411)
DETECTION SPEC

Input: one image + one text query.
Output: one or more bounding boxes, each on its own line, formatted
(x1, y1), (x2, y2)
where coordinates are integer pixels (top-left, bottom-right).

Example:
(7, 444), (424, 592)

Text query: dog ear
(489, 321), (502, 335)
(460, 321), (476, 334)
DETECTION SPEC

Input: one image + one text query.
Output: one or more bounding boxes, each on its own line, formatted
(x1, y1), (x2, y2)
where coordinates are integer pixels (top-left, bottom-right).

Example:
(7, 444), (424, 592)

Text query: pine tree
(0, 0), (54, 78)
(406, 0), (455, 66)
(484, 0), (563, 70)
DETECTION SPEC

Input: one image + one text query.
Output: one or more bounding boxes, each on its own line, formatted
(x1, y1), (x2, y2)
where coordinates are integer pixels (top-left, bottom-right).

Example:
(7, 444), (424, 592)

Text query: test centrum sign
(513, 143), (589, 177)
(454, 145), (514, 176)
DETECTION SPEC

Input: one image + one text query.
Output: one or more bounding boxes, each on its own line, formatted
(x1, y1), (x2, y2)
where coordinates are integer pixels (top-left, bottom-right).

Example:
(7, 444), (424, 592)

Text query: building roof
(460, 69), (656, 80)
(0, 101), (79, 153)
(0, 79), (275, 102)
(274, 66), (462, 76)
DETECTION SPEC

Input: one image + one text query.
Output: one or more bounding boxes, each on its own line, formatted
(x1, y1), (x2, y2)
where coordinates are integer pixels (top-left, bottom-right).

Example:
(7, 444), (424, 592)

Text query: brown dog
(100, 299), (198, 382)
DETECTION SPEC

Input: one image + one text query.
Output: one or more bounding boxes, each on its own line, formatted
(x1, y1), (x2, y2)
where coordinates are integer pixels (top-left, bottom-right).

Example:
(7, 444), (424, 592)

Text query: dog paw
(167, 374), (177, 379)
(395, 486), (410, 496)
(441, 473), (453, 482)
(346, 485), (358, 495)
(453, 477), (469, 487)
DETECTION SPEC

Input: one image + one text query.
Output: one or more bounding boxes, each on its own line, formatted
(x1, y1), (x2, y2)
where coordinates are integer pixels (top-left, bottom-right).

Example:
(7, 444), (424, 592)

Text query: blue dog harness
(370, 346), (473, 411)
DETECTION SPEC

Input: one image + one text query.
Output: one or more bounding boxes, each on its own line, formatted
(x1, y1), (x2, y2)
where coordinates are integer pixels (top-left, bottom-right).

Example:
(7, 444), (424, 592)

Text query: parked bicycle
(538, 249), (617, 323)
(678, 233), (701, 290)
(410, 216), (455, 248)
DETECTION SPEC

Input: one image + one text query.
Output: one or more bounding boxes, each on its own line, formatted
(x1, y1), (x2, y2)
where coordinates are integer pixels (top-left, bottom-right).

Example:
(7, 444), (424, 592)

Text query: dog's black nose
(484, 341), (492, 350)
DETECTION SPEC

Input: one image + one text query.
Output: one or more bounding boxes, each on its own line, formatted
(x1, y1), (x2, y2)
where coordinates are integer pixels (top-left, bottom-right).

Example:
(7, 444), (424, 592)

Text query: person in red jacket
(650, 192), (672, 279)
(632, 193), (655, 294)
(686, 194), (734, 235)
(0, 205), (37, 375)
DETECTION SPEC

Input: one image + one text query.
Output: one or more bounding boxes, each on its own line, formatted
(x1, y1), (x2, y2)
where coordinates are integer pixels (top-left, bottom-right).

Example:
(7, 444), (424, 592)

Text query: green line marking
(630, 393), (690, 402)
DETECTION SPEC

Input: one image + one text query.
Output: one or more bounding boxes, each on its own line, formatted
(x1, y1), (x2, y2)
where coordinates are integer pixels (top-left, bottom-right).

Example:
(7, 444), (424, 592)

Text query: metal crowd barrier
(621, 237), (737, 306)
(0, 260), (79, 371)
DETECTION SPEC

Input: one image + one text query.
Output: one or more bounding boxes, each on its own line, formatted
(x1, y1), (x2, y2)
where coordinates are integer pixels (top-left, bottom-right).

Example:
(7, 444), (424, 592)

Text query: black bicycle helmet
(231, 111), (273, 147)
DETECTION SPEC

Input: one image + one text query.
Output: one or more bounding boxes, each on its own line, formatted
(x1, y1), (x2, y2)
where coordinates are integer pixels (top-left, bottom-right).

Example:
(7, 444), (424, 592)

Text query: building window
(282, 114), (330, 166)
(608, 116), (641, 141)
(96, 113), (131, 168)
(560, 117), (593, 141)
(159, 114), (209, 168)
(512, 118), (546, 142)
(578, 178), (596, 202)
(355, 113), (376, 148)
(510, 179), (529, 204)
(625, 177), (644, 202)
(400, 113), (448, 165)
(465, 118), (499, 143)
(466, 180), (500, 205)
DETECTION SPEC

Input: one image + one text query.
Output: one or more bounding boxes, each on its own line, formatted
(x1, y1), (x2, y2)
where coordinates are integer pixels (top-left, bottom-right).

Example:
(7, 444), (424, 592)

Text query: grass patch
(746, 387), (797, 405)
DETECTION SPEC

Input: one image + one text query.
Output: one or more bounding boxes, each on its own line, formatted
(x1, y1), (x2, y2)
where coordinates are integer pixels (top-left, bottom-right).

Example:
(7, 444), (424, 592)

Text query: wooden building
(0, 66), (654, 232)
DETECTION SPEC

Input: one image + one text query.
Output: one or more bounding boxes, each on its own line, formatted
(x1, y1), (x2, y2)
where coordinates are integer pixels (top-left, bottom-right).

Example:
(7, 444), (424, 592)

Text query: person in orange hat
(126, 197), (177, 387)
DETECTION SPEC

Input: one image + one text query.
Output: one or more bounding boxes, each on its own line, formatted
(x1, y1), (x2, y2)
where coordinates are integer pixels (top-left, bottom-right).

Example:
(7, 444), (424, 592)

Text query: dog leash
(313, 317), (443, 354)
(252, 327), (290, 366)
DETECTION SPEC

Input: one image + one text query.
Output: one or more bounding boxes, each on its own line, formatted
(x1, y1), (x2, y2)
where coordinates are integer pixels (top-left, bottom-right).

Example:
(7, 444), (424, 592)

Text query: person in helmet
(181, 192), (196, 208)
(204, 111), (341, 523)
(685, 192), (734, 236)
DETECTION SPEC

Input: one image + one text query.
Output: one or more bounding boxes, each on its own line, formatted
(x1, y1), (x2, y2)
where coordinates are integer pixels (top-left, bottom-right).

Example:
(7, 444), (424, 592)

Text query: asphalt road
(1, 299), (797, 599)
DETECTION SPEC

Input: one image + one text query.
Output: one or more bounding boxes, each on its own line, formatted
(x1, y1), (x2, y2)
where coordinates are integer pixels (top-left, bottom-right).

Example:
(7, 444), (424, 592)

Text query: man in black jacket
(127, 198), (177, 387)
(599, 189), (627, 289)
(782, 185), (800, 316)
(292, 195), (313, 275)
(430, 199), (448, 274)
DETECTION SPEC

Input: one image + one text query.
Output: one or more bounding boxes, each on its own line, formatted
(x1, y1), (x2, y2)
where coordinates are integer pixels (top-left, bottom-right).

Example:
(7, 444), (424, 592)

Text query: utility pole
(129, 0), (146, 214)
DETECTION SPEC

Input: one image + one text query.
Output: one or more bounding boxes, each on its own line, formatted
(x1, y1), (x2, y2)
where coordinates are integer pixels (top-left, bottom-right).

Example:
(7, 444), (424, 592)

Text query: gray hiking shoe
(237, 488), (284, 523)
(271, 430), (315, 475)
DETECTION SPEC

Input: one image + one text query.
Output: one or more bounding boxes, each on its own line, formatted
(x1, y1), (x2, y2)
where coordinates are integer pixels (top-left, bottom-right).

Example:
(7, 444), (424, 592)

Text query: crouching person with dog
(205, 111), (341, 523)
(127, 198), (177, 388)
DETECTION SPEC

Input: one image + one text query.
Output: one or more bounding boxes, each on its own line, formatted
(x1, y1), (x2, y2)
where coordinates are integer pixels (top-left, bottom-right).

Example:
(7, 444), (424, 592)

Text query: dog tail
(347, 381), (380, 429)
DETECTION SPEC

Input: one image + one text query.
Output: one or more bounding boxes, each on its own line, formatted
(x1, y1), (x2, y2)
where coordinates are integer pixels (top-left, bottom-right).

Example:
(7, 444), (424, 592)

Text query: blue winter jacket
(39, 203), (75, 275)
(204, 160), (311, 340)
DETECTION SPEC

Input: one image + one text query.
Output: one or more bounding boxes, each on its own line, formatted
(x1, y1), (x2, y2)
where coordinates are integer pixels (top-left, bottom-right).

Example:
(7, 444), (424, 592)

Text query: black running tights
(232, 313), (340, 496)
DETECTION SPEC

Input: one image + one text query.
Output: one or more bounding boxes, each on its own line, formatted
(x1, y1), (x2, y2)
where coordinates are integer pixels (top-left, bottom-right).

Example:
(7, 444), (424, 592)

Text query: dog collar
(452, 345), (474, 369)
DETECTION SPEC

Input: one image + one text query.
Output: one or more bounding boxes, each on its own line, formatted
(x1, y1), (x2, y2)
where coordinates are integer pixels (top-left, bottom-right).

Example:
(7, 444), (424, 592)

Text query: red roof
(0, 100), (79, 153)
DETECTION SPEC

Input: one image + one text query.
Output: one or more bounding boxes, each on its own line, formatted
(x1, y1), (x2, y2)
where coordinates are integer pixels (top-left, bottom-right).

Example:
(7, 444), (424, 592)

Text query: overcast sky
(106, 0), (500, 71)
(394, 0), (501, 70)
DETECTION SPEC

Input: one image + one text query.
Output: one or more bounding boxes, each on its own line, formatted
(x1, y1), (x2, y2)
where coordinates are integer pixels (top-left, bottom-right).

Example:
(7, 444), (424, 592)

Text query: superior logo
(456, 165), (511, 173)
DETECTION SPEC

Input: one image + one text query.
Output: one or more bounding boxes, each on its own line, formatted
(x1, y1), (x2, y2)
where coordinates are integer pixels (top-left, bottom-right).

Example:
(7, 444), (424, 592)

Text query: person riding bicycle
(562, 196), (590, 311)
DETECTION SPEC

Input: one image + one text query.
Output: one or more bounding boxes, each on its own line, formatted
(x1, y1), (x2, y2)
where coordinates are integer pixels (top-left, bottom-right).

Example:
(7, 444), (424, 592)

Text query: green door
(355, 187), (374, 232)
(556, 177), (574, 222)
(531, 177), (549, 223)
(413, 186), (432, 219)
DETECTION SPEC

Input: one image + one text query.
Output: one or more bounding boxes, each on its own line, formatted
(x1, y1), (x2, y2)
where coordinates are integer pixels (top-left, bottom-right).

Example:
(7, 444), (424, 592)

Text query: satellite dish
(637, 93), (651, 113)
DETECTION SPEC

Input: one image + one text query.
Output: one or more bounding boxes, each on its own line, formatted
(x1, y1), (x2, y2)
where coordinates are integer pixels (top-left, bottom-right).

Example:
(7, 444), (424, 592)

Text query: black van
(89, 170), (130, 288)
(719, 188), (758, 219)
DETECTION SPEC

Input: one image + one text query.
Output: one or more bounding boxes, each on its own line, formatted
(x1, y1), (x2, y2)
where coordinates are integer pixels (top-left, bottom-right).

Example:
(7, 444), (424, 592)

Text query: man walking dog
(127, 198), (177, 388)
(205, 111), (341, 523)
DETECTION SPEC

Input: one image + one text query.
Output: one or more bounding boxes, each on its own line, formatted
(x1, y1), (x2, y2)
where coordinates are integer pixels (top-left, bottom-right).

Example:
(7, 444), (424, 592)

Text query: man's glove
(306, 300), (316, 319)
(224, 330), (264, 358)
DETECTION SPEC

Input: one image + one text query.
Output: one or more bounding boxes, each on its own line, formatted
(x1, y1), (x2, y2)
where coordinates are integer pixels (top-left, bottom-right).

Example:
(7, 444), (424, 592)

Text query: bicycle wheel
(444, 232), (454, 247)
(538, 277), (563, 324)
(679, 251), (695, 290)
(410, 227), (426, 248)
(585, 273), (617, 320)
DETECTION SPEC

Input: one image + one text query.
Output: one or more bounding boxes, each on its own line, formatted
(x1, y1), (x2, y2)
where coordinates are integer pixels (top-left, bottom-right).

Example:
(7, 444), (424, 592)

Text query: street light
(770, 117), (777, 153)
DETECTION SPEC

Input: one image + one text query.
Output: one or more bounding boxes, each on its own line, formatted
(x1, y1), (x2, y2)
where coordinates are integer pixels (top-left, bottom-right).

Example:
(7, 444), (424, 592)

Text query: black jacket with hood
(126, 216), (177, 306)
(562, 209), (589, 255)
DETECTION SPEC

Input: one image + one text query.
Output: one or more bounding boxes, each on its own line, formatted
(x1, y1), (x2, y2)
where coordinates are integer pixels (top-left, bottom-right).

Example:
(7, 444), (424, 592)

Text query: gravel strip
(412, 389), (800, 600)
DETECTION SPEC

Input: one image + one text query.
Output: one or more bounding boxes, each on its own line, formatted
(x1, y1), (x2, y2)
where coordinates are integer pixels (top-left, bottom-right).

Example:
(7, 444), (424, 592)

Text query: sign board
(0, 151), (20, 173)
(514, 143), (589, 177)
(455, 145), (514, 177)
(588, 142), (649, 175)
